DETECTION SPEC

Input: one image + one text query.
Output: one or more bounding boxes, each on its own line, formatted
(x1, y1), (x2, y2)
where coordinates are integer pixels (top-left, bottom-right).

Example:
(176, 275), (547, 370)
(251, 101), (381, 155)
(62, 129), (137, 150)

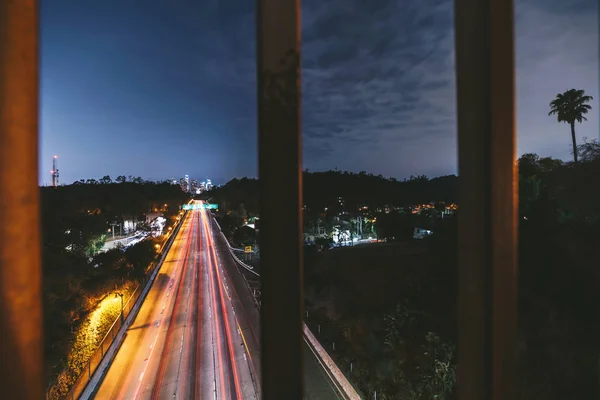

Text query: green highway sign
(182, 203), (219, 210)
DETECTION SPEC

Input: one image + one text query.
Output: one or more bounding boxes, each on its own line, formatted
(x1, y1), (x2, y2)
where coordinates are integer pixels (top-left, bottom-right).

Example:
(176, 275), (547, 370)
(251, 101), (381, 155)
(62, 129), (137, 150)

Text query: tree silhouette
(548, 88), (593, 163)
(576, 138), (600, 162)
(99, 175), (112, 184)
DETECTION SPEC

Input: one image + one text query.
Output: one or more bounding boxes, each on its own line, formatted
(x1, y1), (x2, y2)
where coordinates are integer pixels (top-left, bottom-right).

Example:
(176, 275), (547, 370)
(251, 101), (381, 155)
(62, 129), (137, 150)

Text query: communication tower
(51, 156), (59, 187)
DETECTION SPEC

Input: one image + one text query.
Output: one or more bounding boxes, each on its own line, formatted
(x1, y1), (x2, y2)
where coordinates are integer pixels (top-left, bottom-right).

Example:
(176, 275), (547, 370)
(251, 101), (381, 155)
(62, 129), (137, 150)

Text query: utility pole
(110, 222), (118, 239)
(359, 215), (363, 237)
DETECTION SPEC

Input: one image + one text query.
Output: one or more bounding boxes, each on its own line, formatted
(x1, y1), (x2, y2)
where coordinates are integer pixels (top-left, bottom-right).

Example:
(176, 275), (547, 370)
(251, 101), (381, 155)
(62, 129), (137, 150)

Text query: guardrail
(210, 217), (261, 396)
(55, 212), (187, 400)
(213, 218), (259, 277)
(303, 324), (361, 400)
(212, 216), (361, 399)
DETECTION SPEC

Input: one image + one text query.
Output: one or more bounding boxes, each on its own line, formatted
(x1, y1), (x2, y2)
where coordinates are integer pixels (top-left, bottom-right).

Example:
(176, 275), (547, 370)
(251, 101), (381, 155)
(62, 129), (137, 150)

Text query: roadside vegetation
(43, 179), (188, 398)
(207, 148), (600, 398)
(302, 142), (600, 399)
(304, 232), (456, 399)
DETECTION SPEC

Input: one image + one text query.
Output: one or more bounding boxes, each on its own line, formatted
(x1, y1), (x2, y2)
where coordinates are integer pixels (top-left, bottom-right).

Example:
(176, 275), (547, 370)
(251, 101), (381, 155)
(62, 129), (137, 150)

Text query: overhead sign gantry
(181, 203), (218, 210)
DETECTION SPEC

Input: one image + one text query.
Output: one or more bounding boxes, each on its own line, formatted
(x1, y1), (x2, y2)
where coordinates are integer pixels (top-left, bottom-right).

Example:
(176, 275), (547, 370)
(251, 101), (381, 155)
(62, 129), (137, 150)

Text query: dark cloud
(192, 0), (459, 174)
(299, 0), (597, 177)
(40, 0), (597, 183)
(301, 0), (456, 176)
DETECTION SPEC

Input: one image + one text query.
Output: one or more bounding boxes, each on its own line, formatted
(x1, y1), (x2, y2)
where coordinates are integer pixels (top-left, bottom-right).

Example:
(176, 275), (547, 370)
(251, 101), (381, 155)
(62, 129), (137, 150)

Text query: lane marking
(130, 218), (195, 400)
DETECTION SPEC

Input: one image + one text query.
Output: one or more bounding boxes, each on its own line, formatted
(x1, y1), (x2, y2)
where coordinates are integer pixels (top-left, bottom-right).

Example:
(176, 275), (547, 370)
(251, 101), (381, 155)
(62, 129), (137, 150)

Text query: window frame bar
(0, 1), (44, 399)
(454, 0), (518, 399)
(256, 0), (305, 398)
(0, 0), (521, 398)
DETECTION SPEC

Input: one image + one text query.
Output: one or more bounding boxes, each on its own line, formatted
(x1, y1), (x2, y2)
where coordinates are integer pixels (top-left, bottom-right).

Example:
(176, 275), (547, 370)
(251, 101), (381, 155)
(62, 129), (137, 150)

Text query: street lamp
(114, 292), (124, 323)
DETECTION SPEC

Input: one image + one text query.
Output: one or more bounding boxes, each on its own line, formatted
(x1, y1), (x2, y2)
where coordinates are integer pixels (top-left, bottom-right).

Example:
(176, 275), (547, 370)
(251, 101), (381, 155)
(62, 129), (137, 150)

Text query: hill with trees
(202, 171), (458, 244)
(206, 142), (600, 398)
(303, 146), (600, 399)
(203, 171), (457, 216)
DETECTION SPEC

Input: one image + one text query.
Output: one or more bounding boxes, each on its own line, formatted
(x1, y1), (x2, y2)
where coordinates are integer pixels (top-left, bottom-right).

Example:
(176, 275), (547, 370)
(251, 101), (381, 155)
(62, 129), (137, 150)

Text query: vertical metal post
(256, 0), (303, 398)
(120, 293), (124, 323)
(454, 0), (518, 399)
(0, 1), (43, 399)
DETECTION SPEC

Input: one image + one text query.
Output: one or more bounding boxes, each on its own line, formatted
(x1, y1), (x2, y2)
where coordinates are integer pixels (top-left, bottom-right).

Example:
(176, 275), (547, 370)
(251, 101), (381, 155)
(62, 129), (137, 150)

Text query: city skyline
(40, 0), (598, 184)
(40, 166), (217, 187)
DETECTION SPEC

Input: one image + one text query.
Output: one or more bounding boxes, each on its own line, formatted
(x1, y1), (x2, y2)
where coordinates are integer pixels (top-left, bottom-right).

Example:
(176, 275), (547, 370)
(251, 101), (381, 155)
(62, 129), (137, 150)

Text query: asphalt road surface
(93, 201), (344, 399)
(93, 206), (258, 399)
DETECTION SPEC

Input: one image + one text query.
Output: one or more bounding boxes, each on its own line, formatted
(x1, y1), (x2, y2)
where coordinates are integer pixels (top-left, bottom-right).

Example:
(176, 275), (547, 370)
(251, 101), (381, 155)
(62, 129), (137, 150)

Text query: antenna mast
(51, 156), (59, 187)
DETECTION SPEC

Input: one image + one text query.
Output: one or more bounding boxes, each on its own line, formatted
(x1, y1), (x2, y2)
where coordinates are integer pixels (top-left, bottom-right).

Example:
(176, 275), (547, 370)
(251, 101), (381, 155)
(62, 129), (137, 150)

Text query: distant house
(413, 227), (433, 239)
(144, 212), (163, 224)
(303, 233), (315, 244)
(122, 214), (140, 234)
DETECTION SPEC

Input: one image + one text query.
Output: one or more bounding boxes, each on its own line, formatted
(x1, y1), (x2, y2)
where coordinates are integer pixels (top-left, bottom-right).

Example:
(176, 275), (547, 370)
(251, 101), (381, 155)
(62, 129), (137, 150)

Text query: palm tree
(548, 89), (593, 163)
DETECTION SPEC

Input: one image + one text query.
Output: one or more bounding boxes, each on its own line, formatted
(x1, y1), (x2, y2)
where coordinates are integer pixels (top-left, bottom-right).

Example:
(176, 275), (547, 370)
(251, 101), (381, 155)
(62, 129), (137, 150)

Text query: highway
(209, 216), (345, 400)
(92, 200), (345, 400)
(93, 205), (259, 399)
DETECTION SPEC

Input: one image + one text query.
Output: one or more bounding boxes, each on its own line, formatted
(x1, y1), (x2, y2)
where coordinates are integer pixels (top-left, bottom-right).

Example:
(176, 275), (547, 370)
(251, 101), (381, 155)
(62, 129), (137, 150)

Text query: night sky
(40, 0), (598, 185)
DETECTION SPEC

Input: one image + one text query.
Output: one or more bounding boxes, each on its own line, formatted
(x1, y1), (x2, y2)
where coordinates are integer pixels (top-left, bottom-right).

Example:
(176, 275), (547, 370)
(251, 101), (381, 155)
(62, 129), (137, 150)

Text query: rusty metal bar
(0, 1), (43, 399)
(256, 0), (303, 398)
(454, 0), (518, 399)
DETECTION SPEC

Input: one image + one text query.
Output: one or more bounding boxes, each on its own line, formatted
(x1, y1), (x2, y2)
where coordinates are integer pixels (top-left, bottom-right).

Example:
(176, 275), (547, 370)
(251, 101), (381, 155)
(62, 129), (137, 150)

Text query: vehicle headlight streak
(91, 202), (260, 400)
(126, 213), (194, 400)
(201, 207), (243, 399)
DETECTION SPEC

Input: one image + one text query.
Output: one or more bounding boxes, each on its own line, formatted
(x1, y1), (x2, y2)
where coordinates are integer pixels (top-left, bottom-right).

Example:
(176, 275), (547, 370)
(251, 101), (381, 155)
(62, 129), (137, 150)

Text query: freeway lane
(93, 205), (258, 399)
(93, 199), (344, 400)
(93, 212), (194, 400)
(209, 216), (345, 400)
